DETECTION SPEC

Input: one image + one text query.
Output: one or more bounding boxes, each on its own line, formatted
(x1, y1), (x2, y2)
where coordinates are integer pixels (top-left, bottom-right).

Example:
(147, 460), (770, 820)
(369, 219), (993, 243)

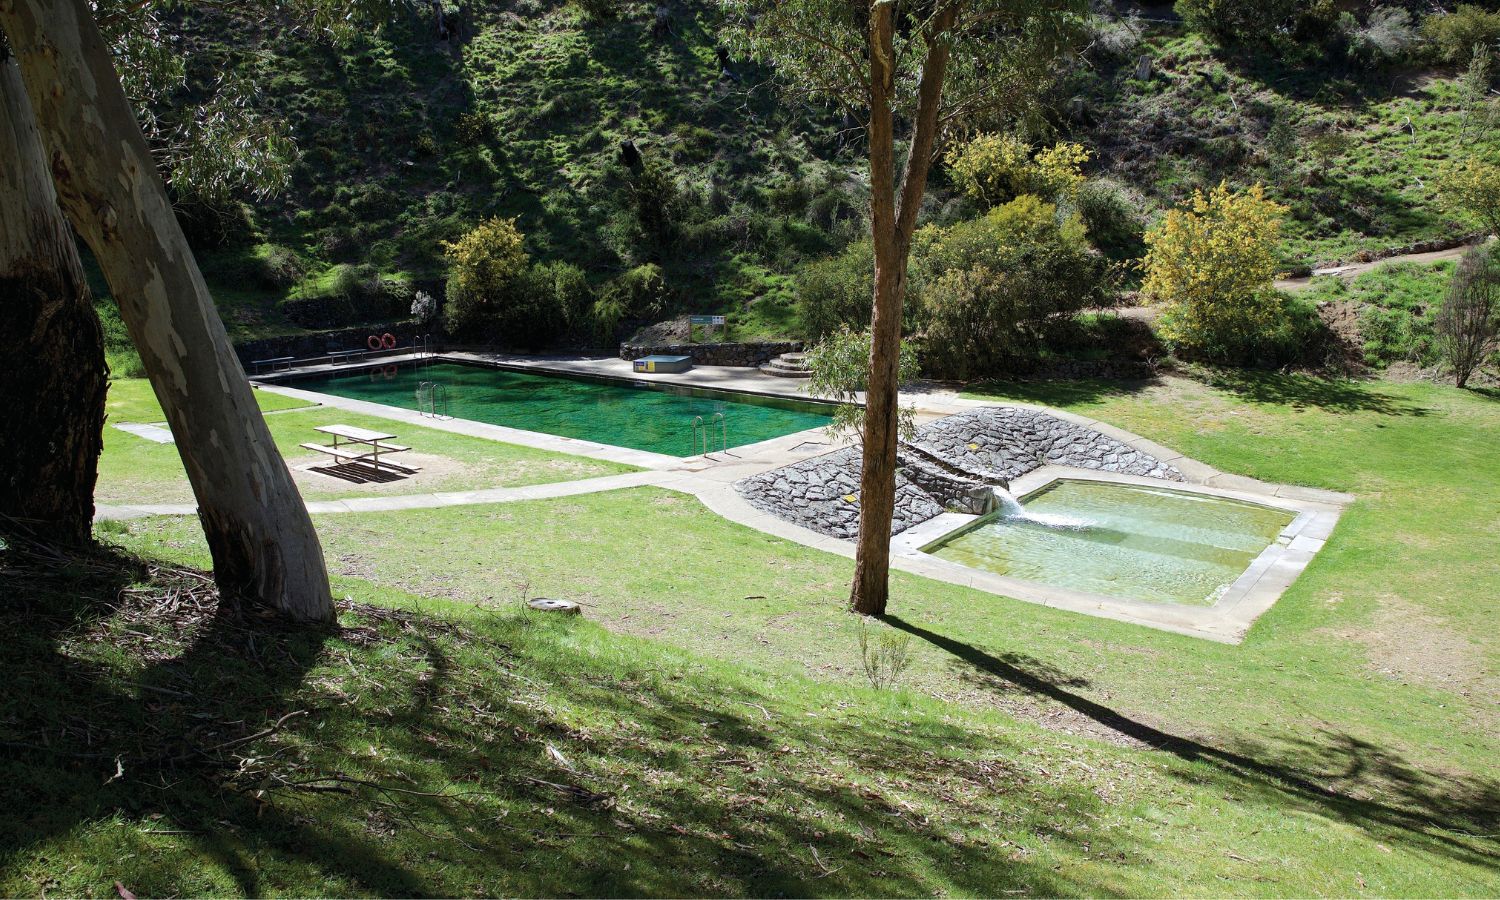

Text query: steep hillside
(1067, 22), (1491, 268)
(149, 0), (868, 342)
(102, 0), (1493, 358)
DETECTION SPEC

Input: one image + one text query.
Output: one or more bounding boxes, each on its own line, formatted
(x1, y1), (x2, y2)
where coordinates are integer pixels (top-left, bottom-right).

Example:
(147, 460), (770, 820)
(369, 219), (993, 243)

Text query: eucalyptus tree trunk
(0, 49), (106, 547)
(849, 2), (956, 617)
(0, 0), (334, 621)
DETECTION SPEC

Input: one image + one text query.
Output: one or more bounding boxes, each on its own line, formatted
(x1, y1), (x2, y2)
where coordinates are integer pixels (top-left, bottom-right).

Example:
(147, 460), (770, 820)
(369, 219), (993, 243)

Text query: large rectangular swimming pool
(285, 361), (834, 457)
(926, 479), (1296, 606)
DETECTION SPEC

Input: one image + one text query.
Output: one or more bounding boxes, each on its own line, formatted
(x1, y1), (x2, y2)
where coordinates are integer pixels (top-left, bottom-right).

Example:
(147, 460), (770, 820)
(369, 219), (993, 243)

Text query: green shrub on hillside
(620, 157), (687, 258)
(1176, 0), (1298, 44)
(1437, 244), (1500, 387)
(1075, 179), (1146, 259)
(257, 245), (304, 289)
(796, 241), (876, 341)
(1435, 156), (1500, 238)
(1422, 4), (1500, 63)
(1342, 6), (1422, 68)
(605, 263), (670, 320)
(915, 195), (1111, 379)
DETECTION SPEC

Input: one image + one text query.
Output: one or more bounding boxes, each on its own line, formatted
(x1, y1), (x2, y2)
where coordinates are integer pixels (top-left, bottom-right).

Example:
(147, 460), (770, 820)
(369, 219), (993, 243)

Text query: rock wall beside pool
(735, 406), (1185, 540)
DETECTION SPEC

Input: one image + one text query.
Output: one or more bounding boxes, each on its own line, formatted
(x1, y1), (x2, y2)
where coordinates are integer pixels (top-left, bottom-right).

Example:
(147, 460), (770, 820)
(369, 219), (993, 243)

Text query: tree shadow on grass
(1466, 384), (1500, 402)
(959, 376), (1161, 409)
(0, 540), (424, 897)
(884, 615), (1500, 873)
(1199, 369), (1433, 415)
(1, 540), (1149, 897)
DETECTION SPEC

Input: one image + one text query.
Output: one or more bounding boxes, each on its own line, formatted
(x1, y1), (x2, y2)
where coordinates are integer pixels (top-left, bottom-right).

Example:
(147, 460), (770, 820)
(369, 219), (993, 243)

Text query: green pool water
(287, 361), (833, 457)
(927, 480), (1296, 606)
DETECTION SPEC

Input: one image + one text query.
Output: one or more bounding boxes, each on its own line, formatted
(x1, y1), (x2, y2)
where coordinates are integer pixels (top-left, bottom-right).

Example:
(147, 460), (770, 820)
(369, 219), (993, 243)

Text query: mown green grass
(2, 538), (1494, 897)
(99, 379), (635, 504)
(77, 373), (1500, 894)
(105, 378), (313, 423)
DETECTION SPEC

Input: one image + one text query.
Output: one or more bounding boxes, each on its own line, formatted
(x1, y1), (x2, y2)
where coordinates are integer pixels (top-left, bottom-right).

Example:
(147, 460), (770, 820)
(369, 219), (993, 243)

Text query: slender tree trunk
(850, 2), (901, 616)
(1, 0), (334, 621)
(849, 2), (957, 617)
(0, 49), (106, 547)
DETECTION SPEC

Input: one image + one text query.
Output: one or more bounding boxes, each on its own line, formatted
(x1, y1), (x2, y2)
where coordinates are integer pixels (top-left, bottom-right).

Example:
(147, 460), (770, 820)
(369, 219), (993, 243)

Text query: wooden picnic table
(302, 424), (411, 471)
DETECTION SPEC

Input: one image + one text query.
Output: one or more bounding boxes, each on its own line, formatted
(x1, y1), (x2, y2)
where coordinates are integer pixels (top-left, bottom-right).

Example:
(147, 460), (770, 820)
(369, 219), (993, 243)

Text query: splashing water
(994, 487), (1093, 530)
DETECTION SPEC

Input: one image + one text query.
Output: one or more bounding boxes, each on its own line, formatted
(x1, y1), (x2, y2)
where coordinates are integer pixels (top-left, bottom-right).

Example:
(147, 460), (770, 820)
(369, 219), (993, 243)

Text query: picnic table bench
(301, 424), (411, 472)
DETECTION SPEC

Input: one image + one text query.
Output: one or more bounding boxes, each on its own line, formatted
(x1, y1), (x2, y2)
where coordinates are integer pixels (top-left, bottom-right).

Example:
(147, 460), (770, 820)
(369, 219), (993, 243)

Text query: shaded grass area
(4, 534), (1496, 897)
(98, 379), (635, 504)
(98, 373), (1500, 892)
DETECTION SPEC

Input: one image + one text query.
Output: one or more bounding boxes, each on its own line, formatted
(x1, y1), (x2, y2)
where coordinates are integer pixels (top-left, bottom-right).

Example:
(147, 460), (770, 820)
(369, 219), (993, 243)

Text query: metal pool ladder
(690, 413), (728, 456)
(416, 381), (449, 419)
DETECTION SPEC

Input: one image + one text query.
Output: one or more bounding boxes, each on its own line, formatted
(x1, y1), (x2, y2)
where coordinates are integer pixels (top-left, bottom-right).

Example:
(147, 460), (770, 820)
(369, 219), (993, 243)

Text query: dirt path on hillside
(1275, 241), (1485, 292)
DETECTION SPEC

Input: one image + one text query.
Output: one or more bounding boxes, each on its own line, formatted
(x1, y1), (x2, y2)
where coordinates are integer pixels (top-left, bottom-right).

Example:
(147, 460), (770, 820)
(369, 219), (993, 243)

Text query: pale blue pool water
(928, 480), (1295, 606)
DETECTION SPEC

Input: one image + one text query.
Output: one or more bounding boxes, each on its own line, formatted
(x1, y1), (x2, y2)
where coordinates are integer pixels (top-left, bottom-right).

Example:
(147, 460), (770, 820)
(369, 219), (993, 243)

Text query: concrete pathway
(111, 422), (175, 444)
(103, 355), (1354, 643)
(96, 470), (667, 520)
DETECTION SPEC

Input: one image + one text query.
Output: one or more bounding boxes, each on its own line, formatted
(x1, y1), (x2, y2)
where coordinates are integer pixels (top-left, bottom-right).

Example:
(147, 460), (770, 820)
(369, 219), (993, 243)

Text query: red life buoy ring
(367, 334), (382, 351)
(381, 332), (397, 350)
(383, 364), (397, 378)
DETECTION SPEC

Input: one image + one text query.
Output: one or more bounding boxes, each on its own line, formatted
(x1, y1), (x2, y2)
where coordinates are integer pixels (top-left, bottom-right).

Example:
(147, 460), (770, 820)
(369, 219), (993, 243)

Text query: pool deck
(101, 352), (1354, 644)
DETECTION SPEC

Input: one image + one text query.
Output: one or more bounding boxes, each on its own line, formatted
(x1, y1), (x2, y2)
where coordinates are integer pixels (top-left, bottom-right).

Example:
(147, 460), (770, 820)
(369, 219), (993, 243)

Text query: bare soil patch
(1335, 595), (1498, 724)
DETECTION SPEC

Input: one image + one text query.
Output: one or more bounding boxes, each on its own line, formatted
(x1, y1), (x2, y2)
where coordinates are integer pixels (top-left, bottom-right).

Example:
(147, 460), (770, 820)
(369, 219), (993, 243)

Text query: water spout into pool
(993, 487), (1093, 530)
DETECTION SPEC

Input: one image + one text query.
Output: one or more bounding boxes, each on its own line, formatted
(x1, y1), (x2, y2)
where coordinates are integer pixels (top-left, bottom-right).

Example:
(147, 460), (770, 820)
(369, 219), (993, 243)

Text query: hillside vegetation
(93, 0), (1494, 380)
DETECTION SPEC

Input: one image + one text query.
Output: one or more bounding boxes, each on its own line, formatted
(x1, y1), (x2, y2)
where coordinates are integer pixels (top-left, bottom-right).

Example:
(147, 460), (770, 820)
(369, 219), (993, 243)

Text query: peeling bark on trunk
(0, 52), (105, 547)
(849, 3), (956, 617)
(0, 0), (334, 621)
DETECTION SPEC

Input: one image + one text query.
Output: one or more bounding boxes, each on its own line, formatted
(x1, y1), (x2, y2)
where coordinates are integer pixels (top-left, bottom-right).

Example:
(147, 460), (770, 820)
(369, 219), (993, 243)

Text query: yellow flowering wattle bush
(443, 216), (529, 338)
(1435, 157), (1500, 239)
(947, 134), (1091, 207)
(1142, 182), (1291, 362)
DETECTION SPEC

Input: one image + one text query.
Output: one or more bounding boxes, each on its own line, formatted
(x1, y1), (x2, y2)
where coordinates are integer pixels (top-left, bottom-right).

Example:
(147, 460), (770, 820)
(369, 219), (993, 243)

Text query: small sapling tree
(1437, 245), (1500, 388)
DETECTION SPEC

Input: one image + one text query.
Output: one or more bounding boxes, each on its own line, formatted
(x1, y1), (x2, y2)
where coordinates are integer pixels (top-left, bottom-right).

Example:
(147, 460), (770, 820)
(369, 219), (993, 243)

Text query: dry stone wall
(735, 406), (1183, 539)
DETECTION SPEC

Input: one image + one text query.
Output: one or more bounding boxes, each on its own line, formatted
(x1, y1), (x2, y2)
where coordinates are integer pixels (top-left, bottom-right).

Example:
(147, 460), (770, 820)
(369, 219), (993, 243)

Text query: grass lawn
(98, 379), (636, 505)
(9, 373), (1497, 895)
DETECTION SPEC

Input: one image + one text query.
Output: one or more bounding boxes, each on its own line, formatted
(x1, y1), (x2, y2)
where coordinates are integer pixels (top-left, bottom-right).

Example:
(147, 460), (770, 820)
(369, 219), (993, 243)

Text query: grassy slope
(0, 557), (1395, 899)
(128, 9), (1487, 349)
(99, 379), (634, 504)
(157, 0), (858, 342)
(1299, 261), (1454, 368)
(1078, 30), (1490, 267)
(72, 374), (1500, 894)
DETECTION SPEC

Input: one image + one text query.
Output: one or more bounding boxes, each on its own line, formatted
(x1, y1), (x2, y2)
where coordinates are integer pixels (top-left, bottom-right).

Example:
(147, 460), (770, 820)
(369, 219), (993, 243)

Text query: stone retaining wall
(736, 406), (1183, 539)
(619, 341), (802, 367)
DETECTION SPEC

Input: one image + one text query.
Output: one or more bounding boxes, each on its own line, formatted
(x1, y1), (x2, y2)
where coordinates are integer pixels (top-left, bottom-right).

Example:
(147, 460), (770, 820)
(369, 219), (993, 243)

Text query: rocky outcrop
(735, 406), (1183, 539)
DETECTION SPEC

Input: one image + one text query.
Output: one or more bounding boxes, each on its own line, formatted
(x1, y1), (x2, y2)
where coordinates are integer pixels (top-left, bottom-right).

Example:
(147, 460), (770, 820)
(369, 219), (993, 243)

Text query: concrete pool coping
(887, 467), (1346, 643)
(190, 353), (1356, 643)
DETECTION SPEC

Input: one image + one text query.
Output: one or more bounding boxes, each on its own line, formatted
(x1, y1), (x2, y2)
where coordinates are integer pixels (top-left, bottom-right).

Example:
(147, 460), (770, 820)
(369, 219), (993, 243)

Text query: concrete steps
(759, 352), (811, 378)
